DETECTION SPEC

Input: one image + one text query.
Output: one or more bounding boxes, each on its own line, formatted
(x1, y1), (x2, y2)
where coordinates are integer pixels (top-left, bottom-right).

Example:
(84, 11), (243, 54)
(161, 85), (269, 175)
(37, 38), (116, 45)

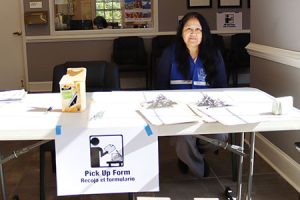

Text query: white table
(1, 87), (300, 200)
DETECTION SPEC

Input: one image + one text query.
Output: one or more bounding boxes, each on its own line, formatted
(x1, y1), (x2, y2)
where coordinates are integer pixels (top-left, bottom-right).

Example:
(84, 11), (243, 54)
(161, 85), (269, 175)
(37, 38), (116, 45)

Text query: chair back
(52, 61), (120, 92)
(151, 35), (175, 89)
(212, 34), (229, 83)
(151, 35), (175, 58)
(112, 36), (147, 66)
(230, 33), (250, 86)
(230, 33), (250, 64)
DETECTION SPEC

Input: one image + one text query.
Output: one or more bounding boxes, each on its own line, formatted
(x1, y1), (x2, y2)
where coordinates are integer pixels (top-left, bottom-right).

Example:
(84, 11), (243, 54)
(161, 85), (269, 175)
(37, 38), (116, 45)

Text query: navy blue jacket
(155, 45), (227, 90)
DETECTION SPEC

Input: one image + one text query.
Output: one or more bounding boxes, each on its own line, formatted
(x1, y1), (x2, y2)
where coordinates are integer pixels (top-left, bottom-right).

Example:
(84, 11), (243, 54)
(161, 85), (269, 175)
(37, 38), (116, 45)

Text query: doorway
(0, 0), (25, 90)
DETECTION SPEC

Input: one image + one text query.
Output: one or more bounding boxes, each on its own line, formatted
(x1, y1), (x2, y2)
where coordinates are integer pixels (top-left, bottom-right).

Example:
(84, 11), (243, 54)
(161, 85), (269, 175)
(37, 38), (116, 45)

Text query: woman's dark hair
(175, 12), (218, 85)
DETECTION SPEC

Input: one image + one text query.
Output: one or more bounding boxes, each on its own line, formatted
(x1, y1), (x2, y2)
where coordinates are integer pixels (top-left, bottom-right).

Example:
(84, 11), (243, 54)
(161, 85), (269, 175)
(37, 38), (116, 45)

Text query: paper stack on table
(138, 93), (202, 126)
(139, 103), (201, 126)
(0, 89), (27, 101)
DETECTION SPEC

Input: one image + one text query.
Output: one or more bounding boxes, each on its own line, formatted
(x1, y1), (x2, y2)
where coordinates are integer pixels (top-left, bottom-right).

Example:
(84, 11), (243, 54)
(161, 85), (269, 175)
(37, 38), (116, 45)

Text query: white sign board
(55, 126), (159, 196)
(217, 12), (242, 30)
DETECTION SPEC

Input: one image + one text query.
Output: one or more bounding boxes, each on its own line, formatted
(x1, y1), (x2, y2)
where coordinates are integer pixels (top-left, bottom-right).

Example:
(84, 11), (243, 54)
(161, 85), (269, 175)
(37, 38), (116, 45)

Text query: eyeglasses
(183, 26), (202, 34)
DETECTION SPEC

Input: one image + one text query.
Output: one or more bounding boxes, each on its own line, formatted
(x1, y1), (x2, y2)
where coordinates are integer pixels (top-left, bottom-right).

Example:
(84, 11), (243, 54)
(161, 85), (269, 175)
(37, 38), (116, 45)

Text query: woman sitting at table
(155, 12), (228, 177)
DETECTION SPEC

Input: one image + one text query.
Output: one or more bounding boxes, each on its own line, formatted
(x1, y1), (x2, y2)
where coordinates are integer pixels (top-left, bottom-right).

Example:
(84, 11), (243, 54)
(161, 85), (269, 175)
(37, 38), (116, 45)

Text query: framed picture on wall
(187, 0), (212, 8)
(218, 0), (242, 8)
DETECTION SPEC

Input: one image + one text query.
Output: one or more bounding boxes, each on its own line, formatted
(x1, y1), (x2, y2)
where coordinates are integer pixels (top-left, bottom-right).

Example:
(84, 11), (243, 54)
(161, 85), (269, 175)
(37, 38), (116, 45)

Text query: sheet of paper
(139, 104), (202, 126)
(187, 104), (216, 123)
(226, 103), (272, 123)
(197, 106), (246, 125)
(0, 89), (26, 101)
(228, 104), (300, 123)
(224, 90), (274, 104)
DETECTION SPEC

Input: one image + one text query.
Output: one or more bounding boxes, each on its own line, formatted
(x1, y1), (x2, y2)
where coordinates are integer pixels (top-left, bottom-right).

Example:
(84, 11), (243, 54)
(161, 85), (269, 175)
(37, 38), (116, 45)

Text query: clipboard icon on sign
(89, 135), (124, 168)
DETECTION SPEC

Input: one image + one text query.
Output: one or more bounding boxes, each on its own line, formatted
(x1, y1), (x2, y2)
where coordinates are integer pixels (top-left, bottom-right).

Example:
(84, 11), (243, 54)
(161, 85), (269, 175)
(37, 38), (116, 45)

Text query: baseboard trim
(253, 133), (300, 192)
(28, 81), (52, 92)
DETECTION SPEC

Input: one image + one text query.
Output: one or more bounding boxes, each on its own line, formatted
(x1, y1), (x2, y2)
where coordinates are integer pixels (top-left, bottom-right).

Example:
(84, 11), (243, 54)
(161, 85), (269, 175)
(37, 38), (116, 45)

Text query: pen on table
(46, 106), (53, 112)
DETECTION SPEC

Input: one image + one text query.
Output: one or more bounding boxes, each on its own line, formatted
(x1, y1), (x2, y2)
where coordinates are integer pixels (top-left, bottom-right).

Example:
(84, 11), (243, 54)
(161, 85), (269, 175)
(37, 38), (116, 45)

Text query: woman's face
(182, 17), (202, 49)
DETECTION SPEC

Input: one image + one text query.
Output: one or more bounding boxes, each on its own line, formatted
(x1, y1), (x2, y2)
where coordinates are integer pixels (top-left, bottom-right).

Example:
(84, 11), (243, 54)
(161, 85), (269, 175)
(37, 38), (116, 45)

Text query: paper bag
(59, 68), (86, 112)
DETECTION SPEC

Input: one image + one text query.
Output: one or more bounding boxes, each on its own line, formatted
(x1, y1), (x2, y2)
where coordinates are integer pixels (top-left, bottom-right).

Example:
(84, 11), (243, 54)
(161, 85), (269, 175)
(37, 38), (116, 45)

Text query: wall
(250, 1), (300, 51)
(158, 0), (250, 31)
(27, 40), (114, 81)
(250, 0), (300, 162)
(248, 0), (300, 191)
(24, 0), (250, 88)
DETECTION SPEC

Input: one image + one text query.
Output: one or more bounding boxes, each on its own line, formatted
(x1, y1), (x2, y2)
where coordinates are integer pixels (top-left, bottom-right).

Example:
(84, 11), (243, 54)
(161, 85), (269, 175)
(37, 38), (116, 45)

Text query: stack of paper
(139, 104), (201, 126)
(197, 106), (247, 125)
(0, 89), (27, 101)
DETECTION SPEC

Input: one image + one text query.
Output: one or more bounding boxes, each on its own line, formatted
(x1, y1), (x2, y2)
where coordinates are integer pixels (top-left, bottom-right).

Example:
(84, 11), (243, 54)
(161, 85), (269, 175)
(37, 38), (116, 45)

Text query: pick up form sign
(55, 126), (159, 196)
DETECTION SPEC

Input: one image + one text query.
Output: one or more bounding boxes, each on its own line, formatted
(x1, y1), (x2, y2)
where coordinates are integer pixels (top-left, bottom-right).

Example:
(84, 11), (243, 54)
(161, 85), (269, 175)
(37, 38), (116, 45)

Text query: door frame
(19, 0), (29, 90)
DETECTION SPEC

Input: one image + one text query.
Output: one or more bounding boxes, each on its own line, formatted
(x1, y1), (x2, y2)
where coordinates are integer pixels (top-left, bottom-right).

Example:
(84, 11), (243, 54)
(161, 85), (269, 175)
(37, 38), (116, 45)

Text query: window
(95, 0), (122, 26)
(53, 0), (155, 32)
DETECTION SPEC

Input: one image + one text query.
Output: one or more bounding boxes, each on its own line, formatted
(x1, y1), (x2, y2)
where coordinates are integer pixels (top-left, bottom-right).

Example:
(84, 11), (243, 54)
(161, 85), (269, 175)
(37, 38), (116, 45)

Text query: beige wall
(158, 0), (250, 31)
(27, 40), (113, 81)
(251, 0), (300, 51)
(250, 0), (300, 163)
(27, 38), (152, 81)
